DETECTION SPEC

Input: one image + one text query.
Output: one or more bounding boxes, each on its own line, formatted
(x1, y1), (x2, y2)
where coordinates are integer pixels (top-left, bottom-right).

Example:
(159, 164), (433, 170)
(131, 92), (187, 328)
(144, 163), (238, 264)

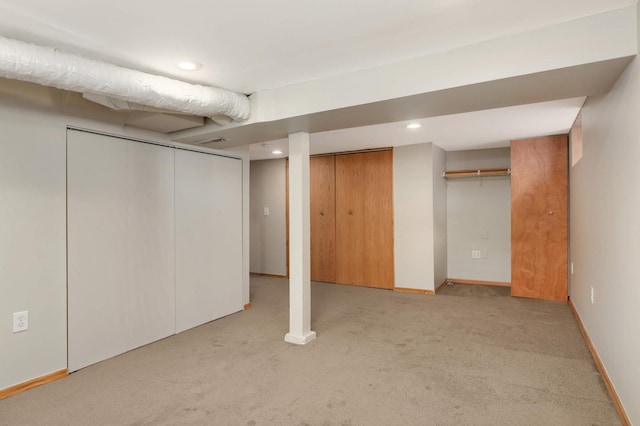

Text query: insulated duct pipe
(0, 36), (250, 121)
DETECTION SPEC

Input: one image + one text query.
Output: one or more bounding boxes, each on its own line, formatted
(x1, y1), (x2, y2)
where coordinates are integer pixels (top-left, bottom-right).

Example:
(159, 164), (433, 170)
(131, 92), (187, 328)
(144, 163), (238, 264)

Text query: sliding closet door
(175, 150), (243, 333)
(310, 156), (336, 282)
(335, 150), (394, 288)
(68, 130), (175, 372)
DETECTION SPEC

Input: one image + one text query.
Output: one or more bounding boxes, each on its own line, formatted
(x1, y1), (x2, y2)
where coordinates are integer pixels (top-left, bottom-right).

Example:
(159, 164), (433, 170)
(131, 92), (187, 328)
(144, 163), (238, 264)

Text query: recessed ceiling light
(406, 123), (422, 129)
(272, 150), (283, 155)
(177, 61), (202, 71)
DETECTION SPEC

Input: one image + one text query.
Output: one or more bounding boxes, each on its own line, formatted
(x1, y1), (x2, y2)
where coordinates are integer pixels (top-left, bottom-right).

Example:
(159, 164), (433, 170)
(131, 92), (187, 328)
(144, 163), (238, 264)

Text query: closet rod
(442, 167), (511, 179)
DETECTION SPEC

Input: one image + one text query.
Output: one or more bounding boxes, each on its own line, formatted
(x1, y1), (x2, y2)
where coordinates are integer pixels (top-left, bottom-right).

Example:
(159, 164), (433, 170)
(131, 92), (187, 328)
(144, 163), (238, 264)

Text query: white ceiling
(0, 0), (634, 94)
(0, 0), (635, 157)
(249, 97), (586, 160)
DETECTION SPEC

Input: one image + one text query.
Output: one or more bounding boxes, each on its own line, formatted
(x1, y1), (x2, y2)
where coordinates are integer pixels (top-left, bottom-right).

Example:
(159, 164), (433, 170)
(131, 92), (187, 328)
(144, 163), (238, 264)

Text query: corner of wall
(431, 144), (448, 287)
(570, 13), (640, 420)
(228, 145), (251, 305)
(249, 158), (287, 276)
(393, 143), (436, 291)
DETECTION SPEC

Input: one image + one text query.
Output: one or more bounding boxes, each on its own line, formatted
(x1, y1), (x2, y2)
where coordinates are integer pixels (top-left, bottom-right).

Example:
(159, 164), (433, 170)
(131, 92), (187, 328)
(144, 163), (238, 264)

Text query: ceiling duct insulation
(0, 35), (251, 122)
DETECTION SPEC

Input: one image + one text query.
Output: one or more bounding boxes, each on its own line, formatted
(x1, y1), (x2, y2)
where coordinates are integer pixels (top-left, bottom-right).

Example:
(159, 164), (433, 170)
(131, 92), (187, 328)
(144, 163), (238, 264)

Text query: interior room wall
(446, 148), (511, 283)
(0, 94), (67, 391)
(236, 146), (252, 306)
(0, 78), (250, 391)
(432, 144), (447, 289)
(250, 159), (287, 276)
(394, 143), (446, 291)
(570, 6), (640, 421)
(0, 79), (171, 391)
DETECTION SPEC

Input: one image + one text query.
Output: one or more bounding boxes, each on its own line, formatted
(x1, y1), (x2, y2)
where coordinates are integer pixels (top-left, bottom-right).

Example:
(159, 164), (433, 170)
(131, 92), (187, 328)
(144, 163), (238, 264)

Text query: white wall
(432, 144), (447, 289)
(446, 148), (511, 283)
(570, 5), (640, 421)
(239, 146), (251, 306)
(0, 93), (67, 390)
(223, 145), (252, 306)
(394, 143), (446, 291)
(0, 79), (249, 391)
(0, 79), (171, 390)
(250, 159), (287, 276)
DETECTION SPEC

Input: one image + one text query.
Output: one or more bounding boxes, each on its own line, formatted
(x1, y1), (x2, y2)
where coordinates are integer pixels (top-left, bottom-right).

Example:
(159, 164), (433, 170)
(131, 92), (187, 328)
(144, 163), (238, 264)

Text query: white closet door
(68, 131), (175, 372)
(175, 150), (243, 333)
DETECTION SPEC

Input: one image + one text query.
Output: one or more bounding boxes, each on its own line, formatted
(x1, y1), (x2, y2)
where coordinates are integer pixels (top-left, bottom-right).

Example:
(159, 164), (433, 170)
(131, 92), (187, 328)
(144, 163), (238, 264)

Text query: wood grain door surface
(335, 150), (394, 289)
(511, 135), (568, 301)
(310, 156), (336, 282)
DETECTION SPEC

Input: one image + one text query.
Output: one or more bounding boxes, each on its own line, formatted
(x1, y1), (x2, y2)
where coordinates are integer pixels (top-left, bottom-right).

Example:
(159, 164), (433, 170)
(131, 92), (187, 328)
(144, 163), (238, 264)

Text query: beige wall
(446, 148), (511, 283)
(0, 79), (250, 391)
(0, 94), (67, 390)
(0, 79), (171, 390)
(570, 6), (640, 421)
(394, 143), (447, 291)
(250, 159), (287, 276)
(432, 144), (448, 289)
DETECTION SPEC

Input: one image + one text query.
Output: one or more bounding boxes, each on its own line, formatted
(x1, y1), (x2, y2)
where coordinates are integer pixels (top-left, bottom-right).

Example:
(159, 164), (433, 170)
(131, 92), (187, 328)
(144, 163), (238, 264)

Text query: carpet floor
(0, 276), (620, 425)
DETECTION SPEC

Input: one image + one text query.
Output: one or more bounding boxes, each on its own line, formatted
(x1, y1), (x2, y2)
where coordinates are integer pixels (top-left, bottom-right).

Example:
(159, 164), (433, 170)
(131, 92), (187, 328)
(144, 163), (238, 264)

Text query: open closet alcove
(445, 135), (568, 301)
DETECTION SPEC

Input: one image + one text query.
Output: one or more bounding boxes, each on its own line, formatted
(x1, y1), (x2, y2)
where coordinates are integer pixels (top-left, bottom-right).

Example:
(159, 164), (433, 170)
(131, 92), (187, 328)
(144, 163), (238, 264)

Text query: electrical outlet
(571, 262), (574, 275)
(591, 287), (594, 304)
(471, 250), (481, 259)
(13, 311), (29, 333)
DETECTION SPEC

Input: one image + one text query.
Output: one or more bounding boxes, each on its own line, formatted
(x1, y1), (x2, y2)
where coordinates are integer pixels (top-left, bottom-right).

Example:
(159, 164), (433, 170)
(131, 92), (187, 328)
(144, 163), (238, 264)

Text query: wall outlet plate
(13, 311), (28, 333)
(471, 250), (481, 259)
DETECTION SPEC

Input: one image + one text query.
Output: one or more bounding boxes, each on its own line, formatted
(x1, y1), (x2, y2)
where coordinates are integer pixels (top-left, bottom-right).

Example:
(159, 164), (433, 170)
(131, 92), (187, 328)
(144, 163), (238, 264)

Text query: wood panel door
(511, 135), (568, 301)
(335, 150), (394, 289)
(310, 156), (336, 282)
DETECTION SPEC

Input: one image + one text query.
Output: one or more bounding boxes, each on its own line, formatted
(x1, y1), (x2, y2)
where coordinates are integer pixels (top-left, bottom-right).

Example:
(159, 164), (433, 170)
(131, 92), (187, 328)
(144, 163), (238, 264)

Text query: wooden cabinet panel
(511, 135), (568, 301)
(335, 150), (394, 289)
(310, 156), (336, 282)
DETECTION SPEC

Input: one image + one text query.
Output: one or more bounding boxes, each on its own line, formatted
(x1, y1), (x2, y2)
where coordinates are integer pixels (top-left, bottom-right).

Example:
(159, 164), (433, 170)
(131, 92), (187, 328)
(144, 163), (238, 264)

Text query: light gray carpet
(438, 282), (512, 298)
(0, 277), (620, 425)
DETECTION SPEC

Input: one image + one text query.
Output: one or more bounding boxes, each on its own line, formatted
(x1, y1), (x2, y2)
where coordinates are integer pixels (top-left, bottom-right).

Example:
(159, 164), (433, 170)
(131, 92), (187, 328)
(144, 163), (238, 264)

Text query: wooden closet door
(335, 150), (394, 289)
(511, 135), (568, 301)
(310, 156), (336, 282)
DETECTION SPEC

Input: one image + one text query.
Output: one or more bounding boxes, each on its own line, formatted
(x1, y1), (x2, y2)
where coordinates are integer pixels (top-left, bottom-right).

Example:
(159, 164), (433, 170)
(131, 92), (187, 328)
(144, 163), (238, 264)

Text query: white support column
(285, 131), (316, 345)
